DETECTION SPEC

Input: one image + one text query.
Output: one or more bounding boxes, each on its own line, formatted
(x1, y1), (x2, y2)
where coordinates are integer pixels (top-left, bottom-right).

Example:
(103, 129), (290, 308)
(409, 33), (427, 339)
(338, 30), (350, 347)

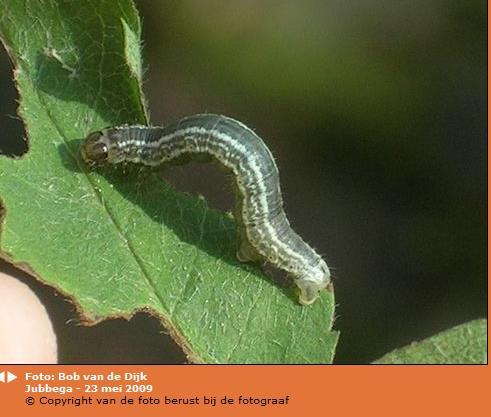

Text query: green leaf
(0, 0), (338, 363)
(374, 319), (487, 364)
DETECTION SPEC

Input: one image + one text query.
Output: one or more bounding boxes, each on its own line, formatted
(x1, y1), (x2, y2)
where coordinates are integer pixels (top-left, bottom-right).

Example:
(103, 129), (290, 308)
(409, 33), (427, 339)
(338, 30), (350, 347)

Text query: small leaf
(374, 319), (487, 364)
(0, 0), (338, 363)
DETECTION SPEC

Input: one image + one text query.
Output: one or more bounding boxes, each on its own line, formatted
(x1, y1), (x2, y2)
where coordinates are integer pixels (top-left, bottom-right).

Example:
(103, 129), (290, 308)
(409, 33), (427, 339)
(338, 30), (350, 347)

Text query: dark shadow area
(0, 51), (26, 156)
(135, 0), (486, 363)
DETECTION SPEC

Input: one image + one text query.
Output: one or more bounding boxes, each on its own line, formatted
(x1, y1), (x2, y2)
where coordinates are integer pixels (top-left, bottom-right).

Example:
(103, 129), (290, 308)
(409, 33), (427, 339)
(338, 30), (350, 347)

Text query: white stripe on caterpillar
(80, 114), (331, 305)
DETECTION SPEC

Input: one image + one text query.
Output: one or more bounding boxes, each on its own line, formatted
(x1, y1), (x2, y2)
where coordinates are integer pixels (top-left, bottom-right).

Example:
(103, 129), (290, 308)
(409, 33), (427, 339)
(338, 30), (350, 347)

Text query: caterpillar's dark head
(81, 129), (125, 167)
(80, 131), (108, 167)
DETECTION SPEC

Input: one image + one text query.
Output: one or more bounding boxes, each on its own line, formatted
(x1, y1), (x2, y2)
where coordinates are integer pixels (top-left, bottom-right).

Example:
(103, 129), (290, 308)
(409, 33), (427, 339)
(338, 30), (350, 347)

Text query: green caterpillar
(81, 114), (331, 305)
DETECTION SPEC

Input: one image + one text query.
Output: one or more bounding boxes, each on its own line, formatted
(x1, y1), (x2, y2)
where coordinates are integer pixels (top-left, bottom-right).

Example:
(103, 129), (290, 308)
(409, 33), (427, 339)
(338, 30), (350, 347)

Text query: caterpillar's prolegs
(236, 239), (261, 263)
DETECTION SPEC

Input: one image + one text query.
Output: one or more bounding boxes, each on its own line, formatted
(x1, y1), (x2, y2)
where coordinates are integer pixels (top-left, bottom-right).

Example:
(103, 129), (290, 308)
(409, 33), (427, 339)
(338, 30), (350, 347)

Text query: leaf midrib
(20, 56), (171, 315)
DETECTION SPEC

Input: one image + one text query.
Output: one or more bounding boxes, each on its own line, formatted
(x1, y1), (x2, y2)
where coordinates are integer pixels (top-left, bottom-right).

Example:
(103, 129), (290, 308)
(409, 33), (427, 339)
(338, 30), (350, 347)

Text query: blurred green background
(0, 0), (486, 363)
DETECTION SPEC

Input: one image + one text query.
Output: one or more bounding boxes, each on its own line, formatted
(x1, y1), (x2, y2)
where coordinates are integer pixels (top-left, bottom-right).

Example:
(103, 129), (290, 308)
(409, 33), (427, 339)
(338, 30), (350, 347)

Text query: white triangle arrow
(0, 371), (17, 383)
